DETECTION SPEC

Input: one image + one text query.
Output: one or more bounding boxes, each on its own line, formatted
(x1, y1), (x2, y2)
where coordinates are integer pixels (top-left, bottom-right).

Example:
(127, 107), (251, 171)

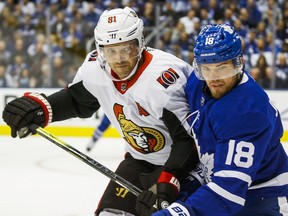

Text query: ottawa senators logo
(88, 50), (98, 61)
(113, 103), (165, 153)
(157, 68), (179, 89)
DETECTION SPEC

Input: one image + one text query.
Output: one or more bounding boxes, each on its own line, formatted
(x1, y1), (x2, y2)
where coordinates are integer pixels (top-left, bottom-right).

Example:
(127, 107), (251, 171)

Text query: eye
(122, 47), (131, 53)
(216, 66), (226, 71)
(201, 67), (210, 72)
(106, 48), (115, 54)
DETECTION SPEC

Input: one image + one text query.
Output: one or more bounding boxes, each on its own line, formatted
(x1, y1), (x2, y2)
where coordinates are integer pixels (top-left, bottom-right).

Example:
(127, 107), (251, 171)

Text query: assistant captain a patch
(157, 68), (179, 89)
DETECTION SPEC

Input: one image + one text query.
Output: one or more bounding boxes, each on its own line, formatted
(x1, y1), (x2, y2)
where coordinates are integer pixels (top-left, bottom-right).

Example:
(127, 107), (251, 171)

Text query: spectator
(62, 21), (85, 58)
(10, 37), (30, 64)
(275, 52), (288, 88)
(179, 9), (199, 35)
(239, 7), (251, 28)
(250, 54), (273, 88)
(199, 7), (213, 27)
(207, 0), (224, 22)
(84, 3), (99, 25)
(171, 21), (186, 43)
(18, 67), (31, 88)
(6, 55), (28, 79)
(0, 63), (8, 87)
(51, 11), (69, 38)
(0, 39), (11, 65)
(241, 0), (262, 28)
(51, 56), (67, 87)
(245, 29), (258, 55)
(159, 30), (173, 53)
(250, 37), (273, 67)
(139, 2), (155, 28)
(19, 0), (36, 16)
(0, 0), (286, 89)
(233, 18), (248, 38)
(161, 2), (179, 26)
(255, 20), (267, 38)
(276, 19), (287, 42)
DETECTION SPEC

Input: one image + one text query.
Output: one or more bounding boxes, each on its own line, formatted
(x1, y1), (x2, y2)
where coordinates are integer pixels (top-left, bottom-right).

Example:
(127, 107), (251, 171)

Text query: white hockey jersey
(63, 47), (194, 167)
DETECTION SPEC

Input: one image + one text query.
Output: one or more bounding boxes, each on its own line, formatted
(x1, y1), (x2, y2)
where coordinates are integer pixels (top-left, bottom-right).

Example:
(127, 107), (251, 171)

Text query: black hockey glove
(2, 92), (52, 138)
(136, 190), (158, 216)
(136, 168), (180, 216)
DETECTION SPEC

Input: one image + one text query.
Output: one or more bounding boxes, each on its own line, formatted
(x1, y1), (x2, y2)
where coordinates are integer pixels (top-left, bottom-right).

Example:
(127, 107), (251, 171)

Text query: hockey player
(86, 114), (111, 152)
(2, 7), (199, 216)
(137, 24), (288, 215)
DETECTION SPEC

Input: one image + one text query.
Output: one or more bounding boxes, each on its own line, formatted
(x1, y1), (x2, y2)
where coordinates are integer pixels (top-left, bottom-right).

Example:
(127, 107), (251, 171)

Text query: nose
(113, 52), (125, 63)
(209, 71), (221, 80)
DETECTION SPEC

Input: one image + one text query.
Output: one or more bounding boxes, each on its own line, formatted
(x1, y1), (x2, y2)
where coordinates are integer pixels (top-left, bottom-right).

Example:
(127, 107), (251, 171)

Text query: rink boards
(0, 88), (287, 141)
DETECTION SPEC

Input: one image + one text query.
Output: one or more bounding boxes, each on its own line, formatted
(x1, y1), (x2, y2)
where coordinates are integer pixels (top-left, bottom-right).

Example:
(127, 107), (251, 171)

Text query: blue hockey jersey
(184, 72), (288, 215)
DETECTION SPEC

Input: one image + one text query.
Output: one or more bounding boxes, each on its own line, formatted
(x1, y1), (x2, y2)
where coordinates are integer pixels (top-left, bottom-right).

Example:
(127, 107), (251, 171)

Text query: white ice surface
(0, 136), (125, 216)
(0, 135), (287, 216)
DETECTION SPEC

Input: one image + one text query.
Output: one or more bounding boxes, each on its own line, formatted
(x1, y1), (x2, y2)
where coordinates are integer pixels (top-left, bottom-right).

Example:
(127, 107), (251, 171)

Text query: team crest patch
(88, 50), (98, 61)
(157, 68), (179, 89)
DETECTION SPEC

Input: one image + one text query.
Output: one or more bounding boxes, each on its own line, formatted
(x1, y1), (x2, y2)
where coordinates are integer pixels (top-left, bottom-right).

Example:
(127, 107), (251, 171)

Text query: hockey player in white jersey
(137, 23), (288, 216)
(2, 7), (199, 216)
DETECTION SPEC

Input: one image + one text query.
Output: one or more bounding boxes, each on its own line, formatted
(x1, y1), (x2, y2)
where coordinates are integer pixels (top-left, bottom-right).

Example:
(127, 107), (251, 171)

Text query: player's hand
(136, 190), (158, 216)
(151, 201), (193, 216)
(2, 92), (52, 138)
(136, 168), (180, 216)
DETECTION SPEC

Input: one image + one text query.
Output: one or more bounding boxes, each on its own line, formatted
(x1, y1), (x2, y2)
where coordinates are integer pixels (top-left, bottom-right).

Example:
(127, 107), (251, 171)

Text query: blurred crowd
(0, 0), (287, 89)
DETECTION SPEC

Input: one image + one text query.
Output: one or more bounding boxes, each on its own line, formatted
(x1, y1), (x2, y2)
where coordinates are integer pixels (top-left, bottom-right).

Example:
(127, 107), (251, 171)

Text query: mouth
(114, 64), (129, 69)
(209, 82), (223, 89)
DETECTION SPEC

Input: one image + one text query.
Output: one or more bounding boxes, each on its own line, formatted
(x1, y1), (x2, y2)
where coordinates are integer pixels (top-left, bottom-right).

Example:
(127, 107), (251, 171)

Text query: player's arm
(162, 108), (199, 178)
(48, 81), (100, 121)
(2, 81), (100, 138)
(136, 108), (199, 216)
(152, 110), (275, 216)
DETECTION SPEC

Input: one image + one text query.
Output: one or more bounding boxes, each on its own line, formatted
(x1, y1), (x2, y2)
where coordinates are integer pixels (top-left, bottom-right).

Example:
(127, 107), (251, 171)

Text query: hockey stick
(20, 124), (142, 196)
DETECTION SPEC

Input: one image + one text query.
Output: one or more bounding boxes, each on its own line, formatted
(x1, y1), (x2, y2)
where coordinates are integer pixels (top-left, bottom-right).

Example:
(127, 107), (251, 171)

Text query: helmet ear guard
(193, 24), (244, 80)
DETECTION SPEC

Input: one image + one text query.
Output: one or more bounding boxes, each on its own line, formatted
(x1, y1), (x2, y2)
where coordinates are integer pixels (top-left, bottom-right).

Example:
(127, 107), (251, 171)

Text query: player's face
(102, 40), (140, 80)
(203, 61), (239, 99)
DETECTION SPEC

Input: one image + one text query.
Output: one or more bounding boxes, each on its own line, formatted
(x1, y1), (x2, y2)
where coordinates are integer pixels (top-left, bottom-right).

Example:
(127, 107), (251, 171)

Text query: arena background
(0, 0), (287, 141)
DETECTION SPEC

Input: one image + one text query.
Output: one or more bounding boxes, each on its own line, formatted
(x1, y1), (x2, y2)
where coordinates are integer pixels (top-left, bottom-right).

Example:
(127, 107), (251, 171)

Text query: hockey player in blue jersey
(136, 24), (288, 215)
(86, 114), (111, 152)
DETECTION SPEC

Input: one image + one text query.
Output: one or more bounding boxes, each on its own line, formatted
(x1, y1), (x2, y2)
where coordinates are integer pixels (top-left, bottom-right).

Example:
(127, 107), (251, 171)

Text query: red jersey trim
(113, 50), (153, 94)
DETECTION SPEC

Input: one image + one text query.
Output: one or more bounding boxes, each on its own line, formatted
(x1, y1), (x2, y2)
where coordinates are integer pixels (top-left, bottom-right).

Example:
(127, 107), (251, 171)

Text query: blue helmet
(193, 24), (244, 80)
(194, 24), (242, 63)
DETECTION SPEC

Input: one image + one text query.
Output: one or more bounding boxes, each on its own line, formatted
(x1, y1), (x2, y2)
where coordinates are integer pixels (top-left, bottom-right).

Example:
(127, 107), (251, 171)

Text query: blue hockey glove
(151, 201), (193, 216)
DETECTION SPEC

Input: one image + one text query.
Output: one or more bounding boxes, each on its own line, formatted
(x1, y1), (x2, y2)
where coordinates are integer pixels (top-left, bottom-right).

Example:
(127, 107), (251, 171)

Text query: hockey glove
(136, 190), (158, 216)
(2, 92), (52, 138)
(151, 201), (193, 216)
(136, 168), (180, 216)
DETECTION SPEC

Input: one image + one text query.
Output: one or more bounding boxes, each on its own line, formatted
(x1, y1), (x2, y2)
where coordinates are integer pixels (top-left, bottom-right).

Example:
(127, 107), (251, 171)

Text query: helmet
(94, 7), (145, 80)
(193, 24), (244, 80)
(94, 7), (144, 49)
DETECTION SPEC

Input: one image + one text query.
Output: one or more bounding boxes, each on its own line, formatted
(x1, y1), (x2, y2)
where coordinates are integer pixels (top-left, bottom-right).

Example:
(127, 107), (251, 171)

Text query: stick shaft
(35, 126), (142, 196)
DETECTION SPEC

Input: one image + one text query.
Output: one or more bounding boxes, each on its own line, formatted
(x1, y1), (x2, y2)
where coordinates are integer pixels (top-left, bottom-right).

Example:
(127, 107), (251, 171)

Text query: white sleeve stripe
(278, 197), (288, 215)
(249, 172), (288, 190)
(214, 170), (252, 185)
(207, 182), (245, 206)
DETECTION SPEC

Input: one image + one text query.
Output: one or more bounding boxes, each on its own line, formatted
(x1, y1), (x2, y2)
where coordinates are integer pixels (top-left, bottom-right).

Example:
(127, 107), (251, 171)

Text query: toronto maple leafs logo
(199, 152), (214, 183)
